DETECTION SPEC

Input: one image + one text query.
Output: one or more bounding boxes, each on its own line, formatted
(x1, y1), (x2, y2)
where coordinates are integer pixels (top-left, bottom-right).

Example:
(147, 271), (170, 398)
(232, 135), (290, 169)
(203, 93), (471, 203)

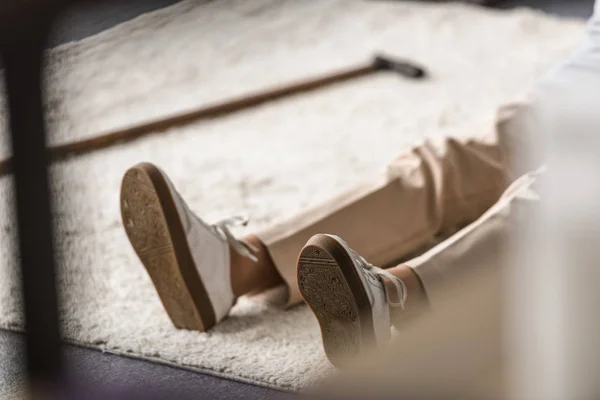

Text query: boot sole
(297, 234), (375, 367)
(120, 162), (215, 331)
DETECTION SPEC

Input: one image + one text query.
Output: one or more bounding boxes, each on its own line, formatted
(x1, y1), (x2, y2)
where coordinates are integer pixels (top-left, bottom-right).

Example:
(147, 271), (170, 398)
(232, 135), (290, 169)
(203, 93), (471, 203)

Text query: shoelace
(212, 216), (259, 262)
(352, 251), (408, 309)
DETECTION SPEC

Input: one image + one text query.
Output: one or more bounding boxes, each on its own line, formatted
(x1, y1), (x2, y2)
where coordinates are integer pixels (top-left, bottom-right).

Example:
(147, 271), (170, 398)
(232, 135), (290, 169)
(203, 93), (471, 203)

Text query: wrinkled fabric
(408, 169), (542, 308)
(258, 101), (539, 305)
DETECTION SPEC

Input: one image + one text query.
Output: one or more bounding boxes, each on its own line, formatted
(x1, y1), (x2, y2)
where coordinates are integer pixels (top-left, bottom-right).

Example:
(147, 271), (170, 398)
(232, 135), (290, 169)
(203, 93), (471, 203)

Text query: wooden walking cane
(0, 54), (426, 177)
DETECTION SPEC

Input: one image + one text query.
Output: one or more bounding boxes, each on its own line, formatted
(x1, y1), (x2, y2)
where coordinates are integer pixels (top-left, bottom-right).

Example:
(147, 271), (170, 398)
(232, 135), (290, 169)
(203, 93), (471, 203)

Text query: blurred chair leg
(1, 22), (63, 393)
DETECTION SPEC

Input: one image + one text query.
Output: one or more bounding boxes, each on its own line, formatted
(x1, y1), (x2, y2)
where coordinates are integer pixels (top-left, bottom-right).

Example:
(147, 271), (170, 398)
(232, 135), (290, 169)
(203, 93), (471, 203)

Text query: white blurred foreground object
(509, 9), (600, 395)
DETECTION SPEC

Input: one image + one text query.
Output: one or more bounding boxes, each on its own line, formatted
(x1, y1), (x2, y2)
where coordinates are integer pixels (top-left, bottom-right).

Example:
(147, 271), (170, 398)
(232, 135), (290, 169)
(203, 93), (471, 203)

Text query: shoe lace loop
(212, 216), (259, 262)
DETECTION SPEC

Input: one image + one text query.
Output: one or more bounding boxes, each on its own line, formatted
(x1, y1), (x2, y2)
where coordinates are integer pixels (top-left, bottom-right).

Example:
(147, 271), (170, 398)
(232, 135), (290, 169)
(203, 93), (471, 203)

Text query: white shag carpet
(0, 0), (585, 391)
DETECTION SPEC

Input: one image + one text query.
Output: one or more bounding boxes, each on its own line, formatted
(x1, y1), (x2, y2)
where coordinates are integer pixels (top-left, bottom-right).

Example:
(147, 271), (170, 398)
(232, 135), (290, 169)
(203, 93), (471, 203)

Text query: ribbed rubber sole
(120, 162), (215, 331)
(297, 234), (375, 367)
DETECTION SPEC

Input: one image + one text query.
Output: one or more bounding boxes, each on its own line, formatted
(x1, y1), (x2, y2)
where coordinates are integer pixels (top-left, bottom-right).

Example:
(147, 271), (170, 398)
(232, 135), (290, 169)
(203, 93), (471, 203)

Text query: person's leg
(295, 169), (540, 365)
(383, 169), (541, 327)
(229, 235), (280, 297)
(255, 102), (537, 305)
(185, 101), (533, 303)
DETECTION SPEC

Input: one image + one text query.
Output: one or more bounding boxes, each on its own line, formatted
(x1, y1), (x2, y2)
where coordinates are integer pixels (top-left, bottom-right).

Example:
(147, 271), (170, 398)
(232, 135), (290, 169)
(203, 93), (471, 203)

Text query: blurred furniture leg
(1, 12), (63, 396)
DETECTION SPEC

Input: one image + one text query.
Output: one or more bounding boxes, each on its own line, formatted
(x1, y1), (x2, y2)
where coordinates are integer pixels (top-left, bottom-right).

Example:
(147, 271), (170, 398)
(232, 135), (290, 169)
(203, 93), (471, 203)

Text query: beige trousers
(257, 101), (541, 306)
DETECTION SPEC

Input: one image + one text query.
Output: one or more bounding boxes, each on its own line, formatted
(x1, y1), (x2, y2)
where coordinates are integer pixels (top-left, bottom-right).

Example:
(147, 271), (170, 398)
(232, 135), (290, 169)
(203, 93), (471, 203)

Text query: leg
(296, 169), (540, 365)
(258, 101), (538, 305)
(384, 169), (541, 327)
(229, 235), (280, 297)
